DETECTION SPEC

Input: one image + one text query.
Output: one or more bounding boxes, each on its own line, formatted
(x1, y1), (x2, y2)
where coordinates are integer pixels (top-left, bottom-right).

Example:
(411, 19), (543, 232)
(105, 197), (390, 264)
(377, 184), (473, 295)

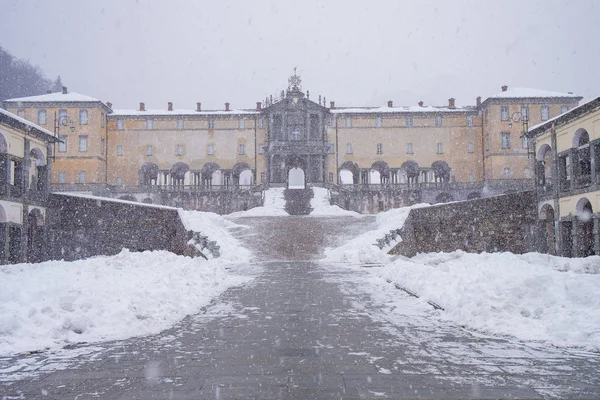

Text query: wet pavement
(1, 216), (600, 399)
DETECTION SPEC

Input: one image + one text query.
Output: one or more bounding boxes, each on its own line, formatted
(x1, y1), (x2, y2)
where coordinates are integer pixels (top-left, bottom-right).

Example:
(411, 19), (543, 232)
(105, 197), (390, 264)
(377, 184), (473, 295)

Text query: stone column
(590, 143), (597, 185)
(593, 217), (600, 255)
(571, 218), (579, 257)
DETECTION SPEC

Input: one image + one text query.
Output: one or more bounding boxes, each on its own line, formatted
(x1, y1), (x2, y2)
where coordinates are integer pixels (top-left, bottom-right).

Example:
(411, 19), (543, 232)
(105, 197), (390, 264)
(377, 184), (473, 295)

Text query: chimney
(107, 102), (113, 109)
(196, 102), (201, 112)
(225, 102), (230, 111)
(330, 101), (335, 109)
(62, 86), (67, 94)
(501, 85), (508, 92)
(168, 102), (173, 111)
(256, 102), (262, 111)
(418, 101), (424, 107)
(476, 96), (481, 107)
(448, 98), (456, 109)
(139, 102), (145, 111)
(387, 100), (393, 108)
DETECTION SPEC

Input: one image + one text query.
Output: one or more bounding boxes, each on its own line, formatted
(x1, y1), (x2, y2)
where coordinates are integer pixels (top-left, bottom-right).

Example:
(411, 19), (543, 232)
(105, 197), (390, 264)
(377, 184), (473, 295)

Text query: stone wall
(389, 191), (541, 257)
(45, 193), (190, 261)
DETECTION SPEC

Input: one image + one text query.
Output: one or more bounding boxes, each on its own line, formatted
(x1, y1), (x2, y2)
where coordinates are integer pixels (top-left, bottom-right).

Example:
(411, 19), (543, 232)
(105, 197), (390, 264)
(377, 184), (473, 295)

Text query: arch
(288, 167), (305, 189)
(575, 197), (594, 257)
(201, 162), (221, 186)
(536, 144), (552, 161)
(0, 204), (6, 223)
(339, 161), (360, 184)
(239, 170), (253, 186)
(201, 162), (221, 177)
(118, 195), (137, 202)
(29, 148), (47, 167)
(371, 161), (390, 184)
(0, 132), (7, 153)
(572, 128), (590, 148)
(170, 162), (189, 178)
(232, 162), (253, 187)
(232, 162), (252, 177)
(431, 160), (451, 183)
(467, 192), (481, 200)
(435, 192), (454, 204)
(142, 197), (153, 204)
(401, 160), (420, 184)
(141, 162), (159, 185)
(535, 144), (554, 188)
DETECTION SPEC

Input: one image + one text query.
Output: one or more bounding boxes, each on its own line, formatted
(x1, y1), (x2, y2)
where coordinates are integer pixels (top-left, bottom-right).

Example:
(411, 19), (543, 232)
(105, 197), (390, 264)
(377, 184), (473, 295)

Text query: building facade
(2, 73), (583, 209)
(527, 97), (600, 257)
(0, 108), (58, 264)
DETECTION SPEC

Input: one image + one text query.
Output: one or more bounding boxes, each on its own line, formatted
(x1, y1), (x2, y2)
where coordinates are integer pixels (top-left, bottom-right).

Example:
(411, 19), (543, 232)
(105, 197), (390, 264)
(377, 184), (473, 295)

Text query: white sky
(1, 0), (598, 110)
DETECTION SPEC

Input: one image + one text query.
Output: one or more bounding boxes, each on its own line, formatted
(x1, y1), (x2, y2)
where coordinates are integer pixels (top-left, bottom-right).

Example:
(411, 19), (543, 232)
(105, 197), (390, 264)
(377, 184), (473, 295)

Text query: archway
(573, 129), (591, 186)
(170, 162), (189, 186)
(575, 197), (595, 257)
(141, 162), (159, 185)
(431, 160), (451, 184)
(371, 161), (390, 184)
(539, 204), (556, 255)
(339, 161), (360, 184)
(27, 208), (44, 263)
(29, 147), (48, 192)
(232, 162), (252, 187)
(201, 162), (221, 187)
(401, 160), (420, 185)
(435, 192), (454, 204)
(288, 167), (306, 189)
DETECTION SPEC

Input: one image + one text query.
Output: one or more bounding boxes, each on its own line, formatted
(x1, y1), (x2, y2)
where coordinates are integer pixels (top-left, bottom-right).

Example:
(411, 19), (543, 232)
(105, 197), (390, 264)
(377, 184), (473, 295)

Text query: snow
(529, 95), (600, 134)
(178, 210), (252, 262)
(485, 87), (580, 100)
(309, 187), (362, 217)
(0, 108), (58, 138)
(54, 192), (179, 211)
(371, 251), (600, 351)
(321, 204), (430, 264)
(0, 250), (250, 357)
(227, 187), (288, 217)
(330, 105), (474, 114)
(4, 91), (103, 103)
(110, 108), (260, 116)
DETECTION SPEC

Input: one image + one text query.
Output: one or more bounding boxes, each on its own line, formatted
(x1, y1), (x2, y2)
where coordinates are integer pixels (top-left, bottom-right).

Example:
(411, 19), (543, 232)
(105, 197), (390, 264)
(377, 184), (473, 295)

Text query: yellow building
(527, 97), (600, 257)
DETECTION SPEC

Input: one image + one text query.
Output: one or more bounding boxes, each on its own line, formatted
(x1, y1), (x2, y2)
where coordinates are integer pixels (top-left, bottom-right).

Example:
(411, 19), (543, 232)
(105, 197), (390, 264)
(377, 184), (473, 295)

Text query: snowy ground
(309, 187), (363, 217)
(227, 187), (288, 217)
(322, 203), (600, 351)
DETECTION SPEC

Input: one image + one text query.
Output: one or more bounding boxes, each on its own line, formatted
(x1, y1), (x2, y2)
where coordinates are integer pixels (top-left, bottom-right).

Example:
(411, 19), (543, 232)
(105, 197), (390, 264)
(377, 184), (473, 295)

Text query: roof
(109, 109), (260, 117)
(0, 107), (58, 139)
(527, 96), (600, 137)
(4, 91), (103, 103)
(485, 87), (581, 101)
(330, 105), (476, 114)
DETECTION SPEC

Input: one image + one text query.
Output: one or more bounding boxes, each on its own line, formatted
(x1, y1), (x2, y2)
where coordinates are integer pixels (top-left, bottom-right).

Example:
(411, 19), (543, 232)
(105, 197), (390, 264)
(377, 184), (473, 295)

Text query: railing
(333, 179), (534, 192)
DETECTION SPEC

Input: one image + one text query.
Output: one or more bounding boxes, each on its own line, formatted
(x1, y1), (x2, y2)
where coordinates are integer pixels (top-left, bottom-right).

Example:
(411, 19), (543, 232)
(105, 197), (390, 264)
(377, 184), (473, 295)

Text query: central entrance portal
(288, 167), (305, 189)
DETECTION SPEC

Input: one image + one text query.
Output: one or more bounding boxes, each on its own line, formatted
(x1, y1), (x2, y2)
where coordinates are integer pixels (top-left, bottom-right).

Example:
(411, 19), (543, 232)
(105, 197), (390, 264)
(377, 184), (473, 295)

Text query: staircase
(284, 188), (313, 215)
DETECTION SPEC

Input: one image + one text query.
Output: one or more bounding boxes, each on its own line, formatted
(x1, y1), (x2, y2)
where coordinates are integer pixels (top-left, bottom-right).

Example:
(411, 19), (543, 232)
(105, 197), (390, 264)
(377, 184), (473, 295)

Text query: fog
(1, 0), (598, 109)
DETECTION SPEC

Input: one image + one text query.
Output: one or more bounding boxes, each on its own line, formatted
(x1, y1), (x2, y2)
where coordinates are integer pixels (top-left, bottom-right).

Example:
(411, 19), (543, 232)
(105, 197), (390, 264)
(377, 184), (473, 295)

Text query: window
(501, 132), (511, 149)
(177, 119), (184, 130)
(78, 171), (86, 184)
(58, 135), (67, 153)
(258, 118), (264, 129)
(258, 144), (264, 154)
(468, 142), (474, 153)
(58, 172), (66, 184)
(117, 119), (124, 130)
(239, 143), (245, 155)
(79, 109), (88, 125)
(146, 145), (153, 156)
(101, 112), (105, 128)
(59, 109), (67, 121)
(504, 168), (511, 179)
(177, 144), (184, 156)
(521, 105), (529, 121)
(435, 115), (442, 126)
(326, 144), (334, 154)
(207, 144), (214, 155)
(466, 115), (473, 126)
(116, 177), (122, 186)
(376, 116), (382, 128)
(208, 119), (214, 129)
(501, 106), (509, 121)
(541, 104), (549, 121)
(78, 135), (88, 152)
(376, 143), (383, 154)
(437, 143), (443, 154)
(238, 118), (245, 129)
(328, 117), (333, 128)
(345, 117), (352, 128)
(522, 136), (528, 149)
(561, 105), (569, 114)
(117, 145), (123, 156)
(38, 110), (46, 125)
(346, 143), (352, 154)
(146, 119), (153, 130)
(406, 116), (413, 126)
(260, 172), (266, 182)
(485, 108), (489, 123)
(407, 143), (413, 154)
(328, 172), (334, 182)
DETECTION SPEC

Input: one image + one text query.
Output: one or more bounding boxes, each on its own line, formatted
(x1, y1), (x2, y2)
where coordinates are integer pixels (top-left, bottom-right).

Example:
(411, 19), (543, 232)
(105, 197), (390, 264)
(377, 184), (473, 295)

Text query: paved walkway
(1, 216), (600, 399)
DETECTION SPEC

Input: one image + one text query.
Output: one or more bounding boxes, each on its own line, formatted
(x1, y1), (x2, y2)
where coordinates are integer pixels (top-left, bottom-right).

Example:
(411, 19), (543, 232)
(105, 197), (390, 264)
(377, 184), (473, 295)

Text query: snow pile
(309, 187), (362, 217)
(322, 204), (430, 264)
(373, 251), (600, 350)
(228, 187), (288, 217)
(0, 250), (250, 356)
(179, 210), (252, 262)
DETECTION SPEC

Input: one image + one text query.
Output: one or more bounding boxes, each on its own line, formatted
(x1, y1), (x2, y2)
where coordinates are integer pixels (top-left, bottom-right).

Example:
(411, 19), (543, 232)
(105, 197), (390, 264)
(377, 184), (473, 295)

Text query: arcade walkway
(1, 216), (599, 399)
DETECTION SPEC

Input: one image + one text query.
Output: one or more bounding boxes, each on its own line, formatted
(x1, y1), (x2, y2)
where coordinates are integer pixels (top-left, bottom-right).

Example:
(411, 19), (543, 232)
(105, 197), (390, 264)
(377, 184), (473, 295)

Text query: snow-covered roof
(4, 91), (103, 103)
(0, 107), (58, 139)
(528, 96), (600, 136)
(110, 109), (260, 117)
(330, 105), (475, 114)
(485, 87), (581, 101)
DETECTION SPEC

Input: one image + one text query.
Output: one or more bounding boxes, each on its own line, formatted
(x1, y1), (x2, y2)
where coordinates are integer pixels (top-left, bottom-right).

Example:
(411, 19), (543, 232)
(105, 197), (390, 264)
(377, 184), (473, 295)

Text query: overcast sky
(1, 0), (598, 110)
